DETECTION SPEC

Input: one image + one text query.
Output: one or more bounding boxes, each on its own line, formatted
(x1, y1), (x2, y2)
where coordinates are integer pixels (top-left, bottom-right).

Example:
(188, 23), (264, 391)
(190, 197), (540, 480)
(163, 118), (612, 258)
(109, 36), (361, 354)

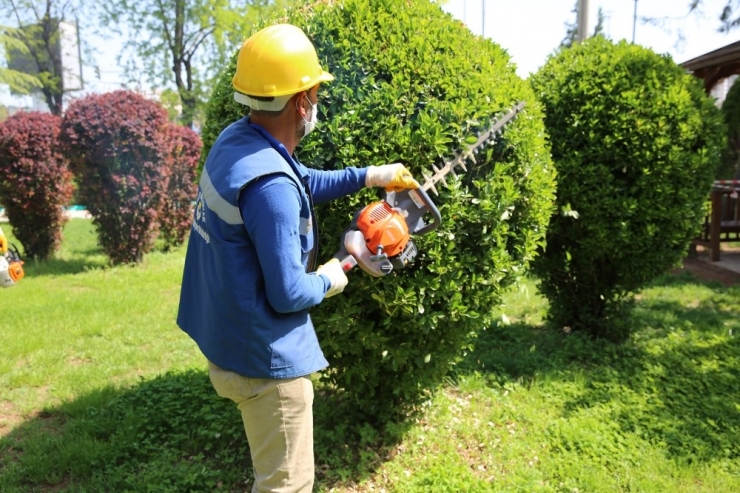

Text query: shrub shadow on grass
(0, 370), (401, 492)
(21, 252), (109, 278)
(456, 273), (740, 464)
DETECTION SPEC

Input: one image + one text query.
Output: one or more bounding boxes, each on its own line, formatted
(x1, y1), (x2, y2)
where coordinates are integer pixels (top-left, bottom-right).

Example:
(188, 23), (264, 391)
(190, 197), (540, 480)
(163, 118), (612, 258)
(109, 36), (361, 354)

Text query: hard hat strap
(234, 92), (293, 111)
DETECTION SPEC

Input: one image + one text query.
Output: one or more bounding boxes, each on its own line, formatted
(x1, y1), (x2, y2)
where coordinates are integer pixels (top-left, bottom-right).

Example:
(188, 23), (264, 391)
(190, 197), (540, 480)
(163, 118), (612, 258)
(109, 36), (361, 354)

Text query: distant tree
(0, 24), (41, 94)
(560, 1), (606, 49)
(159, 88), (183, 122)
(643, 1), (737, 50)
(717, 0), (740, 31)
(0, 0), (87, 115)
(100, 0), (294, 128)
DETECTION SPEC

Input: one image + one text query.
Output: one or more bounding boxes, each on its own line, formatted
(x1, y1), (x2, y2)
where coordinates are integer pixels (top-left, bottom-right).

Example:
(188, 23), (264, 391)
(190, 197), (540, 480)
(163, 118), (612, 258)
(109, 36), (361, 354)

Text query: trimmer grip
(338, 255), (357, 273)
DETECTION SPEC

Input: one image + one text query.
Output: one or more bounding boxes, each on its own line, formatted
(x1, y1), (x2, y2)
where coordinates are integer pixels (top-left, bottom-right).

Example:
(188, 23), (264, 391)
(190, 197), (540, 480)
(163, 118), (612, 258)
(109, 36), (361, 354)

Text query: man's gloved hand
(365, 163), (420, 191)
(0, 226), (7, 254)
(316, 258), (348, 298)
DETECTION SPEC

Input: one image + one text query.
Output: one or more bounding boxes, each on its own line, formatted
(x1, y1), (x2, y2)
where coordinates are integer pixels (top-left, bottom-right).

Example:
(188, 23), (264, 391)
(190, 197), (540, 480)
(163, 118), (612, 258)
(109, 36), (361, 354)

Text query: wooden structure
(695, 181), (740, 261)
(683, 44), (740, 260)
(682, 40), (740, 92)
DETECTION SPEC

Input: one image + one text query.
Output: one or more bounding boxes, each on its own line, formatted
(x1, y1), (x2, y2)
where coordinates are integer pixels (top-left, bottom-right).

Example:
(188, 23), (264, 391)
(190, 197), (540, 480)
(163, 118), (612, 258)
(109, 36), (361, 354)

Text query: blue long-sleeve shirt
(177, 117), (367, 378)
(239, 167), (366, 313)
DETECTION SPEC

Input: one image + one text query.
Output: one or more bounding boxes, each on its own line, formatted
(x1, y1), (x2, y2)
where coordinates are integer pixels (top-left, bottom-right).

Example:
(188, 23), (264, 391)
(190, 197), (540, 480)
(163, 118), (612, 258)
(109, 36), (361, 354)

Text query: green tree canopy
(0, 24), (41, 94)
(100, 0), (294, 128)
(0, 0), (88, 115)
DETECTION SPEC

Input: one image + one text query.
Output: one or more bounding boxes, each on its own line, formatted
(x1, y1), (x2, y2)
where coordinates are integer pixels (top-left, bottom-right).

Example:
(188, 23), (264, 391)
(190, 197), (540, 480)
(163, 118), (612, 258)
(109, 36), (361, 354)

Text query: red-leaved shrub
(60, 90), (170, 264)
(159, 123), (201, 251)
(0, 111), (73, 259)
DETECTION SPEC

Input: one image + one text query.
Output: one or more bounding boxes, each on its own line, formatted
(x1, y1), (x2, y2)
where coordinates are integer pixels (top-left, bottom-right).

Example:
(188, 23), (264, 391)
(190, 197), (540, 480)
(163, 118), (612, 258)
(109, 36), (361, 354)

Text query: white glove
(365, 163), (420, 191)
(316, 258), (348, 298)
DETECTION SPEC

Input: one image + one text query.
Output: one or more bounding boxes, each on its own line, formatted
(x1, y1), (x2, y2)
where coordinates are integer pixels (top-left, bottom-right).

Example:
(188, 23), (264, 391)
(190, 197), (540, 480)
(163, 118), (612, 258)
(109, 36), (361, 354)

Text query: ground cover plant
(202, 0), (556, 425)
(1, 221), (739, 492)
(530, 36), (726, 342)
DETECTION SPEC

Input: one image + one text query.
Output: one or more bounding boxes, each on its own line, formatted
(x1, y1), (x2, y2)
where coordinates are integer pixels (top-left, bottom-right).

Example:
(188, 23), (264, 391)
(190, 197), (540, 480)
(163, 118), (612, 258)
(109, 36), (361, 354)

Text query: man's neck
(250, 116), (299, 155)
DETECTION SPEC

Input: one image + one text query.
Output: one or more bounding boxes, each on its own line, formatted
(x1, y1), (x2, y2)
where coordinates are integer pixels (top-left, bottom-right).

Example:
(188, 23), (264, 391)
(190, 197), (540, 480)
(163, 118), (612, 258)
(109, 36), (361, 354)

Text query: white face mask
(300, 97), (318, 137)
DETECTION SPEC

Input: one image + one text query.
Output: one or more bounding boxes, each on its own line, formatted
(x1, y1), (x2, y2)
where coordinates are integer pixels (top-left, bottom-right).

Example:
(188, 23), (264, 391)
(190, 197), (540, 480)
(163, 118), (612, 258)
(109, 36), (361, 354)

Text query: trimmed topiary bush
(158, 123), (201, 251)
(530, 37), (726, 341)
(0, 111), (73, 259)
(201, 0), (556, 424)
(719, 78), (740, 180)
(60, 90), (171, 264)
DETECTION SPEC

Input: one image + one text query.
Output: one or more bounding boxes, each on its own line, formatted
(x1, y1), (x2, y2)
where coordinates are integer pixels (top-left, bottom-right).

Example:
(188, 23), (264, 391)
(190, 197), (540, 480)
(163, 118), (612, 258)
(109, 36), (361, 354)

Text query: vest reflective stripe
(200, 166), (243, 225)
(299, 216), (311, 235)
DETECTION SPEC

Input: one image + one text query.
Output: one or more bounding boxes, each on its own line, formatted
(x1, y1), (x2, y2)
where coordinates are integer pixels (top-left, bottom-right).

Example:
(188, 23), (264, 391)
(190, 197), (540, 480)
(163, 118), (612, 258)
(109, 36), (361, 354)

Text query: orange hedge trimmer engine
(334, 101), (526, 278)
(0, 243), (25, 288)
(335, 187), (441, 277)
(352, 199), (419, 274)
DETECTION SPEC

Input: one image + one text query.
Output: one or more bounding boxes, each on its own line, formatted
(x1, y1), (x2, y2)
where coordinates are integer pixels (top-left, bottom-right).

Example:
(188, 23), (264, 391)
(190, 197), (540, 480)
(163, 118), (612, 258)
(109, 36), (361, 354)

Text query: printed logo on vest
(193, 190), (210, 244)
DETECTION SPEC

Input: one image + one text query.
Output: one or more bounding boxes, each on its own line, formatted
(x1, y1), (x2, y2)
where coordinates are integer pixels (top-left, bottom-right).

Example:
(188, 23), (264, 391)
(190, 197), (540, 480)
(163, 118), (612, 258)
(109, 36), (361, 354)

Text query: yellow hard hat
(233, 24), (334, 110)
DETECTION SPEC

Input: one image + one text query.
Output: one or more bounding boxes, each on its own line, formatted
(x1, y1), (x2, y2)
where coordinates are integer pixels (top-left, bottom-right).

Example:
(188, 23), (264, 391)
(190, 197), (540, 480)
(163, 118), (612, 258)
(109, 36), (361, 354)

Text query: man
(177, 24), (418, 493)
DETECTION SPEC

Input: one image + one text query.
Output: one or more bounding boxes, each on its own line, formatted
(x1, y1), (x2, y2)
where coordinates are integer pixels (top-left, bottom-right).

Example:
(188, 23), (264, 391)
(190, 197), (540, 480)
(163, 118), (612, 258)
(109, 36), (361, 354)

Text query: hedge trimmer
(335, 101), (525, 277)
(0, 243), (25, 288)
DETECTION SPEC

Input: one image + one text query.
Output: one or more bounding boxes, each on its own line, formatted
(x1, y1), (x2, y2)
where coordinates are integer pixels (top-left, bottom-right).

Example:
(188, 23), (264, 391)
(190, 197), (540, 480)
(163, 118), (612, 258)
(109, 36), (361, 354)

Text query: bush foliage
(719, 79), (740, 180)
(530, 37), (726, 341)
(159, 123), (201, 251)
(60, 90), (171, 264)
(0, 111), (73, 259)
(201, 0), (556, 423)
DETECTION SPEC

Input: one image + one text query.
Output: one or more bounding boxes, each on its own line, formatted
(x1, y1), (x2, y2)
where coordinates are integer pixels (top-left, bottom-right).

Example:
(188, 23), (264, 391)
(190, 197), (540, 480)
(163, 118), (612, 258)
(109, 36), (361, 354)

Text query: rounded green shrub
(719, 78), (740, 180)
(202, 0), (555, 423)
(530, 37), (725, 341)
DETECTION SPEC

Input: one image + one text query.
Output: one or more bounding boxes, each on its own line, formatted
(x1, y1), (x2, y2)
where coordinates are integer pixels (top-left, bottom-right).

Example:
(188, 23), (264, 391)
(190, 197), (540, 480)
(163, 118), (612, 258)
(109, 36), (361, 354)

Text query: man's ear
(295, 92), (308, 118)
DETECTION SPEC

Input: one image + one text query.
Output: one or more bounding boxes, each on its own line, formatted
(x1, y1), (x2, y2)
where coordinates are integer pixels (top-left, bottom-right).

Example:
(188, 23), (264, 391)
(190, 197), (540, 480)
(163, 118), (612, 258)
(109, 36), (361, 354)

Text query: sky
(441, 0), (740, 78)
(3, 0), (740, 108)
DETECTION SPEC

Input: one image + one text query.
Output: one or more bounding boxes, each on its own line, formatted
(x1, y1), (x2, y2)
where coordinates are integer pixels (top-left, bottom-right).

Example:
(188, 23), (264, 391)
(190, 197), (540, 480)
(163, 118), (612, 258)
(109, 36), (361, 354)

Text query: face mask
(301, 97), (318, 137)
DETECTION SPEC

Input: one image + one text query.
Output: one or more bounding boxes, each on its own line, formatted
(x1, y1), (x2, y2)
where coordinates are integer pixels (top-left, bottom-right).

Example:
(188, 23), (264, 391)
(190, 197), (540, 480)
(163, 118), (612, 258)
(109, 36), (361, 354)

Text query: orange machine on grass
(0, 225), (24, 287)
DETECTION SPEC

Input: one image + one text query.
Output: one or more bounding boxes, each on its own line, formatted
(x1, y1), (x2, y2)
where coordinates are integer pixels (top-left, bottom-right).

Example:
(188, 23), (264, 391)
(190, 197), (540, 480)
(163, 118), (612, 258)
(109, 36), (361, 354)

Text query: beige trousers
(208, 361), (315, 493)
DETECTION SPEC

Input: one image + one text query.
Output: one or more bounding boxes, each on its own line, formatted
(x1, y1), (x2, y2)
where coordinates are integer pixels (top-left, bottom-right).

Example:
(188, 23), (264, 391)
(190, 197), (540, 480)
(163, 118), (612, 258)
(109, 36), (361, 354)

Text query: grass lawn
(1, 219), (739, 492)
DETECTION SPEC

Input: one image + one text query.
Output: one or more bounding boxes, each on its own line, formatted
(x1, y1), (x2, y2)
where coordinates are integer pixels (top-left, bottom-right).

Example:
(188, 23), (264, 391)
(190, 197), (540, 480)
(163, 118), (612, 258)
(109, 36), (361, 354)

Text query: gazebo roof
(682, 39), (740, 91)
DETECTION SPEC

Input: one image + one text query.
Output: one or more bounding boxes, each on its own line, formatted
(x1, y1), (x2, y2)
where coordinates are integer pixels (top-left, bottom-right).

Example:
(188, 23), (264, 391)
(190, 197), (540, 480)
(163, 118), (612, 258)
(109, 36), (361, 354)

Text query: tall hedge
(530, 37), (725, 341)
(0, 111), (73, 259)
(158, 123), (201, 251)
(719, 79), (740, 180)
(60, 90), (171, 264)
(202, 0), (556, 424)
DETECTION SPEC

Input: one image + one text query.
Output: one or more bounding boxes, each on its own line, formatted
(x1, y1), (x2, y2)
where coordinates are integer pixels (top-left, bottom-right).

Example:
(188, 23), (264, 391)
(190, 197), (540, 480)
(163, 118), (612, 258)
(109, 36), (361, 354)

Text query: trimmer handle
(384, 187), (442, 236)
(337, 254), (358, 273)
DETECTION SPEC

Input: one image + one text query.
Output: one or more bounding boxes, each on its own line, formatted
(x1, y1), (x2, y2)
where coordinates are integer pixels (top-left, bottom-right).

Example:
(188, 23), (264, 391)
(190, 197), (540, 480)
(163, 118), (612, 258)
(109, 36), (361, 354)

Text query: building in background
(682, 40), (740, 106)
(3, 19), (83, 114)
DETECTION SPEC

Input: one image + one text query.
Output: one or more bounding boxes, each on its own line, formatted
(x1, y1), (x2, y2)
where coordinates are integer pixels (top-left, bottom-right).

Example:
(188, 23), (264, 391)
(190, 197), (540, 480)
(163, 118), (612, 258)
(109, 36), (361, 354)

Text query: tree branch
(184, 26), (215, 60)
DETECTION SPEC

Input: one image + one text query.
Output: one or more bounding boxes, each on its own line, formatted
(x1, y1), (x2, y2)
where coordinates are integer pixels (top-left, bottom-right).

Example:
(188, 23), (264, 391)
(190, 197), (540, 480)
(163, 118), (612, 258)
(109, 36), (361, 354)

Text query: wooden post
(710, 189), (722, 261)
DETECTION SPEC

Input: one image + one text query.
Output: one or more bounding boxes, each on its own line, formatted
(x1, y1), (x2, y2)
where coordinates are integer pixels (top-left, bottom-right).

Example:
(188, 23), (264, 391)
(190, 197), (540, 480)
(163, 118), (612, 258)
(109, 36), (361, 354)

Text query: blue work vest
(177, 118), (329, 378)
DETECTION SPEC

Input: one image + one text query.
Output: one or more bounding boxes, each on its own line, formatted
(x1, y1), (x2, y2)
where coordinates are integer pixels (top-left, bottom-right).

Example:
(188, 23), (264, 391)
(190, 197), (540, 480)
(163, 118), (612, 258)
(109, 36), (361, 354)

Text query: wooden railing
(695, 180), (740, 261)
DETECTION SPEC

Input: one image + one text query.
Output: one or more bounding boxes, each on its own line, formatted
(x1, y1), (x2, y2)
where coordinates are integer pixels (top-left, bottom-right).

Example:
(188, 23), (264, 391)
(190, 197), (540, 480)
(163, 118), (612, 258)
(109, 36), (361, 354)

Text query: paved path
(0, 209), (91, 222)
(692, 246), (740, 275)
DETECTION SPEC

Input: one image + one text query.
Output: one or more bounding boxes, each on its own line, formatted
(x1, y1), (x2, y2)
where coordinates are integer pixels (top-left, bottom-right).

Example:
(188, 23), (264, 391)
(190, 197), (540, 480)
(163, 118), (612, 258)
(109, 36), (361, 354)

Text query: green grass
(1, 220), (739, 492)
